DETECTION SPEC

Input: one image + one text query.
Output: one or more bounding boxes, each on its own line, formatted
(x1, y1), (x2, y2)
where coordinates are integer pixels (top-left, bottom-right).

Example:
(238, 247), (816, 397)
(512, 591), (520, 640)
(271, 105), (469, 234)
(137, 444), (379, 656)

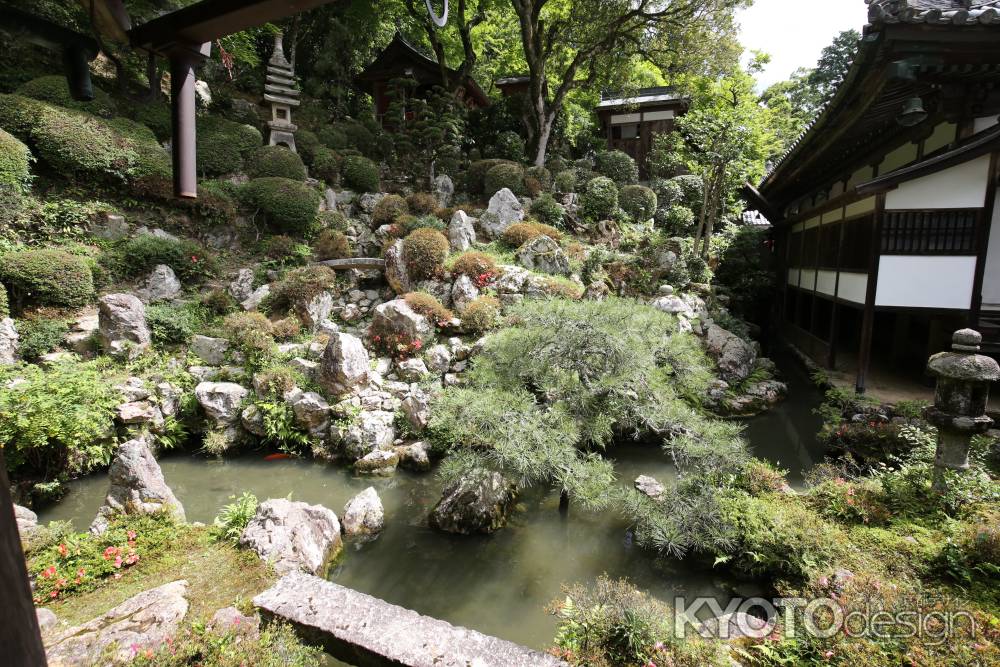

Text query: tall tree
(509, 0), (748, 166)
(808, 28), (860, 105)
(401, 0), (499, 93)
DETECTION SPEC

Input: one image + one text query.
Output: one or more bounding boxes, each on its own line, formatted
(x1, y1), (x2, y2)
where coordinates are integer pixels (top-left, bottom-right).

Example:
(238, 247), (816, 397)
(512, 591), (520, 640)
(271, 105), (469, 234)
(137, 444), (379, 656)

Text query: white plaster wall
(875, 256), (975, 309)
(837, 272), (868, 304)
(816, 270), (838, 297)
(643, 110), (674, 121)
(983, 188), (1000, 310)
(885, 154), (990, 209)
(611, 113), (640, 124)
(845, 197), (875, 218)
(787, 268), (800, 287)
(800, 269), (817, 290)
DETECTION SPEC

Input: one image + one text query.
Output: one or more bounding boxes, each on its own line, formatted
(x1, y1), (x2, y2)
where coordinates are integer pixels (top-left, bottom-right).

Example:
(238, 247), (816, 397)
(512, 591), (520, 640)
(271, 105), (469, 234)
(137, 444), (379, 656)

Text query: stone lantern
(263, 32), (300, 152)
(925, 329), (999, 491)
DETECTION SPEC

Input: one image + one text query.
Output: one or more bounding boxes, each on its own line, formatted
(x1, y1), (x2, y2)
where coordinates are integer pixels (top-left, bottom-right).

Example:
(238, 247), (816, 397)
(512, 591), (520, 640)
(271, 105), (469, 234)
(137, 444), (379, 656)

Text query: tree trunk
(534, 113), (555, 166)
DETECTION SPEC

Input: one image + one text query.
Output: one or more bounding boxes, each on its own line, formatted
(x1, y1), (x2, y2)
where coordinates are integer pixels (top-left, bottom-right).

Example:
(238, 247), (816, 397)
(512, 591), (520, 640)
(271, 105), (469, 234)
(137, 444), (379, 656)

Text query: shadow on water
(37, 353), (826, 654)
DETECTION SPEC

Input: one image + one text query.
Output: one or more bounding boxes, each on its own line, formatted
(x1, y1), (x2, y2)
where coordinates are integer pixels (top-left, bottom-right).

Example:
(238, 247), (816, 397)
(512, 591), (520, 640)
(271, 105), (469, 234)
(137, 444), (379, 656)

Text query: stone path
(254, 572), (566, 667)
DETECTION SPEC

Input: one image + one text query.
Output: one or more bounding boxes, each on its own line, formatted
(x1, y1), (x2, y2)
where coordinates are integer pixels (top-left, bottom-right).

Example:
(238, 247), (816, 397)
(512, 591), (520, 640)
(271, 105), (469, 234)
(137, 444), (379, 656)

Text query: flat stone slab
(313, 258), (386, 271)
(254, 572), (566, 667)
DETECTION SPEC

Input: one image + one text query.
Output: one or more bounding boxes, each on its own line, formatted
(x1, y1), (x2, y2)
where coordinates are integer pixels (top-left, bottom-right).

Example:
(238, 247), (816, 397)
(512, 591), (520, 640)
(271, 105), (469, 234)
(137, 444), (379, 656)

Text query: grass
(44, 525), (276, 627)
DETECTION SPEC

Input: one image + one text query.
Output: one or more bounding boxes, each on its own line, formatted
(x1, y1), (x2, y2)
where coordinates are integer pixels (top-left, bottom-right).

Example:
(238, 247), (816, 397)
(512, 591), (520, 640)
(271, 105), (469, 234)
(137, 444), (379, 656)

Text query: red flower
(191, 255), (199, 263)
(103, 546), (119, 560)
(58, 543), (68, 557)
(41, 566), (56, 579)
(127, 530), (137, 540)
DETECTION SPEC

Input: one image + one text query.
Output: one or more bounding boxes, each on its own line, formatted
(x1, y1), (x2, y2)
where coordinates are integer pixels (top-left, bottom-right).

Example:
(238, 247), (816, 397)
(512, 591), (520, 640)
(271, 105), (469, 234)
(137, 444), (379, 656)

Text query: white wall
(983, 188), (1000, 311)
(837, 272), (868, 304)
(875, 256), (976, 309)
(974, 116), (999, 134)
(787, 268), (800, 287)
(885, 154), (990, 209)
(816, 270), (838, 297)
(800, 269), (816, 291)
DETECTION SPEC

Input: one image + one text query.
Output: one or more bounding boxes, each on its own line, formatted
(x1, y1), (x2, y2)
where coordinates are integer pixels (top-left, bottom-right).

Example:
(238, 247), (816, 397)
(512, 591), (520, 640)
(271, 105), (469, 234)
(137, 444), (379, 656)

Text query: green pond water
(38, 353), (825, 654)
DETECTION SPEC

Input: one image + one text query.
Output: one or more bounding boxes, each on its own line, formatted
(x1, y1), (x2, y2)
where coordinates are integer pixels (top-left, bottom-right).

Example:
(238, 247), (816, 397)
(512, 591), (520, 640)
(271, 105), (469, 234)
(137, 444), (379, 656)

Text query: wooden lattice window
(881, 209), (978, 255)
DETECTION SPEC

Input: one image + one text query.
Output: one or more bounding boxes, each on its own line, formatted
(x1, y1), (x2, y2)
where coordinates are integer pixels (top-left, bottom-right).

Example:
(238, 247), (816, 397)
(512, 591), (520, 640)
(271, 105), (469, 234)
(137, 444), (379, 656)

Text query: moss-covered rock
(17, 75), (116, 117)
(246, 145), (307, 180)
(341, 155), (379, 193)
(241, 177), (321, 234)
(196, 116), (262, 177)
(0, 248), (94, 311)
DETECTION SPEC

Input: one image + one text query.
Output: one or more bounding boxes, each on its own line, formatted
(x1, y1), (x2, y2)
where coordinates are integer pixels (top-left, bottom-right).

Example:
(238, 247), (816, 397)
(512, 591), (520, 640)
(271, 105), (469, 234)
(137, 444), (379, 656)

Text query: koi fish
(263, 453), (293, 461)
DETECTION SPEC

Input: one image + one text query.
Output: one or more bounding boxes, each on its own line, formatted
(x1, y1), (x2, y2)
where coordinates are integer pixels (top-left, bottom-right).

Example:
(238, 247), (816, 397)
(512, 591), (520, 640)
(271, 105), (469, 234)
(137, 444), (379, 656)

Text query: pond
(37, 354), (826, 655)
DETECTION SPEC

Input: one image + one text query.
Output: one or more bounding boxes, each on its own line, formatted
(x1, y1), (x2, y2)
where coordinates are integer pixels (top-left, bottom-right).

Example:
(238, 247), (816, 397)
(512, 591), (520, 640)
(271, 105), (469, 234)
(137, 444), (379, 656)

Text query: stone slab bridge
(254, 572), (567, 667)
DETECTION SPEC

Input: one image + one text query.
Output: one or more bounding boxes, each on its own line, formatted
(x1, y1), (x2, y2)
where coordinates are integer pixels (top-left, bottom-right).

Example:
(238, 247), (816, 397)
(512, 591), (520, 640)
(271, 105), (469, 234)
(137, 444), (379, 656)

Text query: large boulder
(319, 333), (370, 395)
(429, 469), (516, 535)
(44, 580), (189, 665)
(370, 299), (434, 346)
(395, 440), (431, 471)
(479, 188), (524, 240)
(239, 498), (342, 575)
(195, 382), (249, 425)
(704, 324), (757, 384)
(98, 293), (151, 359)
(288, 391), (330, 435)
(354, 449), (400, 475)
(383, 238), (410, 294)
(450, 274), (479, 313)
(448, 210), (477, 252)
(137, 264), (181, 303)
(516, 235), (570, 275)
(90, 437), (185, 534)
(401, 390), (431, 432)
(342, 487), (385, 538)
(229, 268), (255, 302)
(434, 174), (455, 207)
(0, 318), (18, 364)
(15, 504), (39, 541)
(339, 410), (396, 460)
(190, 335), (229, 365)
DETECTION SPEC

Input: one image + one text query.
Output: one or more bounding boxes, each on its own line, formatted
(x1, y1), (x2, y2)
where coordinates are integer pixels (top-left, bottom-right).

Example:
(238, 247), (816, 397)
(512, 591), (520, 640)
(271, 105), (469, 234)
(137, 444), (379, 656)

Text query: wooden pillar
(827, 205), (848, 369)
(970, 152), (999, 329)
(0, 447), (47, 666)
(167, 42), (210, 199)
(856, 195), (885, 394)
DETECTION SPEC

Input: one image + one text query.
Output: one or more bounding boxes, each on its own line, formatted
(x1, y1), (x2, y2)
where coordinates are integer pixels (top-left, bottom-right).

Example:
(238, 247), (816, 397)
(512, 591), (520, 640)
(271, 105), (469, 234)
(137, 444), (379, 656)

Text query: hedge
(0, 248), (94, 311)
(595, 150), (638, 185)
(241, 177), (321, 234)
(246, 145), (307, 180)
(17, 75), (116, 117)
(342, 155), (379, 193)
(196, 116), (262, 177)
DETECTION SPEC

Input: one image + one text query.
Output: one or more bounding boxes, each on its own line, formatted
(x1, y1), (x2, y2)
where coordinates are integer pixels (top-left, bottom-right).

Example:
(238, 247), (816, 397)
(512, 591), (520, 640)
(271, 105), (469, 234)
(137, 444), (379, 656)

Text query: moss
(406, 192), (438, 215)
(341, 155), (379, 192)
(595, 149), (638, 184)
(241, 177), (321, 235)
(372, 194), (408, 227)
(402, 228), (449, 280)
(580, 176), (618, 221)
(403, 292), (454, 327)
(246, 145), (307, 180)
(313, 228), (352, 261)
(195, 116), (262, 177)
(17, 75), (116, 117)
(0, 248), (94, 311)
(460, 295), (501, 331)
(310, 146), (342, 184)
(501, 221), (563, 248)
(268, 265), (339, 317)
(529, 193), (564, 227)
(130, 101), (172, 142)
(484, 162), (525, 196)
(619, 184), (658, 221)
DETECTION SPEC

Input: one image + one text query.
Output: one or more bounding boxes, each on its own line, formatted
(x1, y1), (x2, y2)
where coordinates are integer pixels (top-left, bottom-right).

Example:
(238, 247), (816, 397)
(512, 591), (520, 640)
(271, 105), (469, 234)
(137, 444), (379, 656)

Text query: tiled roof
(867, 0), (1000, 25)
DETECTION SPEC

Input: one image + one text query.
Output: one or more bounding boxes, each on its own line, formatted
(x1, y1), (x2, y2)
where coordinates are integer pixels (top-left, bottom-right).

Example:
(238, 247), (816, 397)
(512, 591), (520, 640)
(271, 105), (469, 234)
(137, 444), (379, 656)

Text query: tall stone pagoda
(264, 32), (300, 152)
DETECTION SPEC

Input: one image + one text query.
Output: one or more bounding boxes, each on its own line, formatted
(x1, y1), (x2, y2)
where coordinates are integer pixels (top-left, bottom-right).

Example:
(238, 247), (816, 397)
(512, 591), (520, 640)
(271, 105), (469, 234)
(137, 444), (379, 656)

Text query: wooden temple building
(595, 87), (688, 178)
(357, 33), (489, 127)
(751, 0), (1000, 392)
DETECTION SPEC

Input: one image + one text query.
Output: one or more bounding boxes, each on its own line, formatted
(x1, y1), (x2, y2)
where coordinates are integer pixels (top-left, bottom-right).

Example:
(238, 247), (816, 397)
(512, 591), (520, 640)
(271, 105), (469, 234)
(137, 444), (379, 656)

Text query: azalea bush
(30, 512), (179, 603)
(102, 235), (217, 283)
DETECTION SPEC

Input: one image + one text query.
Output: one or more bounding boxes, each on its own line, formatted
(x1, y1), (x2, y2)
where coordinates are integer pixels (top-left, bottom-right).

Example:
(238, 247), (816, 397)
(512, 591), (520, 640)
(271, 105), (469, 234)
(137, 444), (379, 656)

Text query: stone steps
(254, 572), (567, 667)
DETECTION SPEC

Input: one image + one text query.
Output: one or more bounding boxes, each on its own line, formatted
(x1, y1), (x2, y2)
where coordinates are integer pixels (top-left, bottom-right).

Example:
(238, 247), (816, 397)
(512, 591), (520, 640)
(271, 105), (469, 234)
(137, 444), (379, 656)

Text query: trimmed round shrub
(0, 282), (9, 319)
(595, 150), (638, 185)
(318, 209), (349, 232)
(196, 116), (262, 177)
(581, 176), (619, 221)
(650, 177), (684, 208)
(373, 194), (409, 227)
(0, 128), (32, 226)
(313, 228), (352, 261)
(246, 145), (307, 180)
(296, 129), (321, 165)
(268, 265), (339, 317)
(406, 192), (438, 216)
(450, 251), (497, 280)
(495, 130), (525, 162)
(554, 169), (577, 193)
(0, 248), (94, 310)
(619, 185), (658, 221)
(399, 214), (446, 235)
(529, 193), (565, 228)
(671, 174), (704, 210)
(402, 228), (449, 280)
(340, 121), (376, 155)
(317, 126), (348, 150)
(484, 162), (525, 197)
(107, 117), (171, 180)
(131, 102), (172, 142)
(17, 75), (115, 117)
(656, 204), (696, 235)
(342, 155), (379, 193)
(403, 292), (453, 327)
(502, 221), (563, 248)
(241, 177), (321, 234)
(104, 234), (218, 283)
(310, 147), (342, 184)
(223, 311), (275, 359)
(467, 159), (515, 194)
(461, 295), (501, 332)
(525, 165), (552, 192)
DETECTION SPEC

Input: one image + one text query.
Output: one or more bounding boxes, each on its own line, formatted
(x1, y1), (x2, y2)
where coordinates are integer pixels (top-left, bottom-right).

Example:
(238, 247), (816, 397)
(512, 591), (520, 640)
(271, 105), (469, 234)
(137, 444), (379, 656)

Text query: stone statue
(264, 32), (300, 152)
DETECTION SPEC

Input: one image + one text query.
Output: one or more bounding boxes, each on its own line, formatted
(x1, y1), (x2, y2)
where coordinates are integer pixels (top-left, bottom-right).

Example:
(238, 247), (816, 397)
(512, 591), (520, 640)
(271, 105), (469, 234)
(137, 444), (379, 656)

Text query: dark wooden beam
(855, 194), (886, 394)
(130, 0), (335, 51)
(0, 447), (47, 666)
(76, 0), (131, 43)
(970, 151), (999, 328)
